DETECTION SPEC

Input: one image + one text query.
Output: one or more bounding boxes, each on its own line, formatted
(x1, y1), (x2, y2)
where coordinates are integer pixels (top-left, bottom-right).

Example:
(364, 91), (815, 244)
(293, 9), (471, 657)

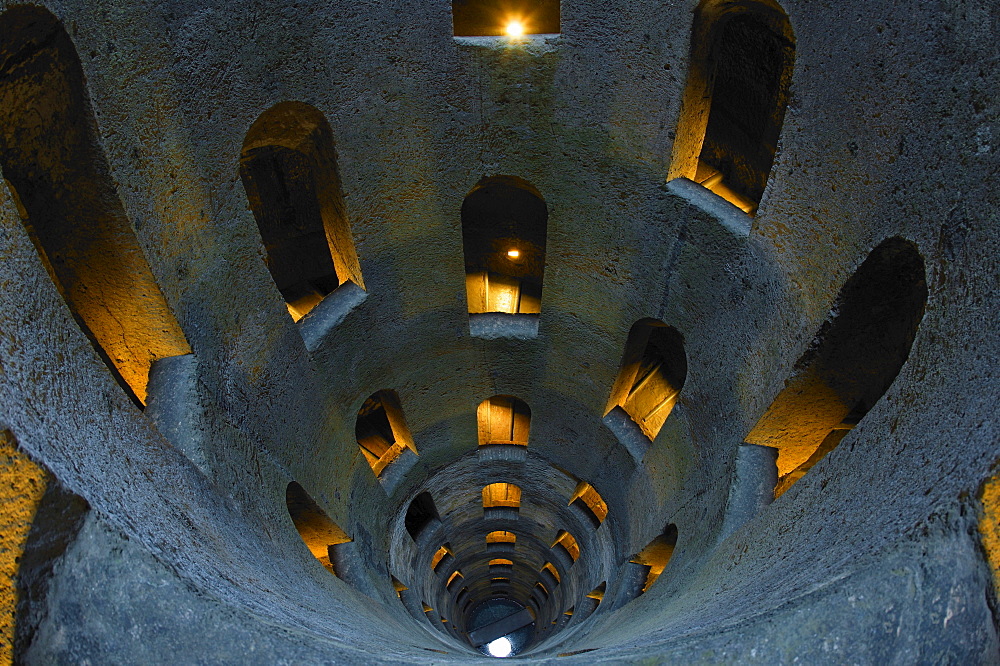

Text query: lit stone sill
(602, 406), (650, 463)
(453, 34), (560, 52)
(377, 447), (418, 496)
(469, 312), (539, 340)
(665, 177), (752, 239)
(298, 281), (367, 352)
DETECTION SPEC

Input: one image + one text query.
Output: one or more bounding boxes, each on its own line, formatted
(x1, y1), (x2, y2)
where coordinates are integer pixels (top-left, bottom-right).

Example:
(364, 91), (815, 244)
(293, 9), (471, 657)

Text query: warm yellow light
(507, 248), (520, 258)
(505, 20), (525, 37)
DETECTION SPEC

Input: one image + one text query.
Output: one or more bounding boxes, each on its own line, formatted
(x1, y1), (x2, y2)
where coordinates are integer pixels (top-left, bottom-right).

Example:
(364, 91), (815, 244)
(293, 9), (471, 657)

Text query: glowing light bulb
(487, 636), (513, 658)
(507, 249), (520, 259)
(505, 20), (525, 38)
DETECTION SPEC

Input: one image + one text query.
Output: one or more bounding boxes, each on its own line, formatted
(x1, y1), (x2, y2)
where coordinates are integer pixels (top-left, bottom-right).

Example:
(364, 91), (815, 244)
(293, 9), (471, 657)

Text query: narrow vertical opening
(0, 6), (191, 406)
(404, 491), (439, 541)
(477, 396), (531, 447)
(462, 176), (547, 316)
(483, 483), (522, 509)
(355, 389), (416, 477)
(552, 530), (580, 562)
(668, 0), (795, 215)
(568, 481), (608, 528)
(745, 238), (927, 496)
(285, 481), (351, 575)
(240, 101), (363, 321)
(606, 320), (687, 441)
(630, 524), (678, 594)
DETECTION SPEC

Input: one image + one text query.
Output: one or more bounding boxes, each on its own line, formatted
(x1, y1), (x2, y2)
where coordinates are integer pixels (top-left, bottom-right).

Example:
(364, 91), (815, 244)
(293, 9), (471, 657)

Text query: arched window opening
(0, 7), (191, 406)
(486, 531), (517, 552)
(668, 0), (795, 215)
(477, 396), (531, 447)
(606, 320), (688, 441)
(462, 176), (547, 317)
(630, 524), (678, 594)
(446, 570), (464, 591)
(541, 562), (561, 584)
(483, 483), (522, 509)
(552, 530), (580, 562)
(569, 481), (608, 528)
(391, 576), (409, 598)
(564, 606), (574, 617)
(745, 238), (927, 497)
(534, 582), (549, 600)
(489, 558), (514, 568)
(285, 482), (351, 576)
(355, 389), (416, 477)
(431, 544), (453, 572)
(405, 491), (439, 541)
(452, 0), (560, 37)
(240, 101), (363, 322)
(586, 582), (606, 606)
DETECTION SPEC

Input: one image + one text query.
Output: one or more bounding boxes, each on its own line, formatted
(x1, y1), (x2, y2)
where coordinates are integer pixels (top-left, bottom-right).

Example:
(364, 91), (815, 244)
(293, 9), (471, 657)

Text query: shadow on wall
(0, 6), (191, 406)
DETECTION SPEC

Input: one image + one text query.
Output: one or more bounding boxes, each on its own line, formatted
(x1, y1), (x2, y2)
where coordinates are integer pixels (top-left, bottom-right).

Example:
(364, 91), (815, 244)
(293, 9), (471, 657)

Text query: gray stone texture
(0, 0), (996, 663)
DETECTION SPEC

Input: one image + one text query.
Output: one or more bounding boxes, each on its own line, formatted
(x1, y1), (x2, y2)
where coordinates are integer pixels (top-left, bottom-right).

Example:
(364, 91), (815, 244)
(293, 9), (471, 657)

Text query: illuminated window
(405, 491), (439, 541)
(431, 544), (453, 572)
(630, 524), (678, 594)
(391, 576), (409, 598)
(489, 558), (514, 568)
(285, 482), (351, 576)
(668, 0), (795, 215)
(552, 530), (580, 562)
(569, 481), (608, 528)
(486, 531), (517, 546)
(586, 582), (606, 605)
(564, 606), (574, 616)
(541, 562), (561, 584)
(477, 396), (531, 447)
(746, 238), (926, 497)
(240, 101), (364, 321)
(446, 570), (464, 591)
(355, 389), (416, 477)
(452, 0), (559, 37)
(0, 7), (191, 407)
(606, 320), (687, 442)
(462, 176), (547, 316)
(483, 482), (522, 509)
(534, 582), (549, 599)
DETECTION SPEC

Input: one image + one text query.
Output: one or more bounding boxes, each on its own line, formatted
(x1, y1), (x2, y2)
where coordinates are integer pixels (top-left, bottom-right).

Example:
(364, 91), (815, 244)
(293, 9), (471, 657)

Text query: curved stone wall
(0, 0), (997, 662)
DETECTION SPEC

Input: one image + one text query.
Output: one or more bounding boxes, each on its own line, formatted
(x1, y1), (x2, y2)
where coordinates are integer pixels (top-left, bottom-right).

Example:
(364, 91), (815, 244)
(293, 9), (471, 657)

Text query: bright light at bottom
(487, 636), (513, 658)
(505, 21), (525, 37)
(507, 249), (520, 258)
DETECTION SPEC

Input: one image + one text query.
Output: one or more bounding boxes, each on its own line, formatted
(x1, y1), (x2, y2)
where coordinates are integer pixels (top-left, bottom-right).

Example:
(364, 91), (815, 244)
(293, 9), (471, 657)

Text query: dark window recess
(405, 492), (439, 540)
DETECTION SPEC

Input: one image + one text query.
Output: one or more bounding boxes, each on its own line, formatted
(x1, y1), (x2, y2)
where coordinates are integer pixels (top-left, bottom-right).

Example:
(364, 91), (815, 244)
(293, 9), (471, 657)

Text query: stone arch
(240, 101), (363, 321)
(355, 389), (417, 478)
(404, 491), (439, 541)
(0, 6), (191, 405)
(284, 481), (352, 576)
(462, 176), (547, 316)
(668, 0), (795, 214)
(746, 237), (927, 495)
(606, 320), (688, 442)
